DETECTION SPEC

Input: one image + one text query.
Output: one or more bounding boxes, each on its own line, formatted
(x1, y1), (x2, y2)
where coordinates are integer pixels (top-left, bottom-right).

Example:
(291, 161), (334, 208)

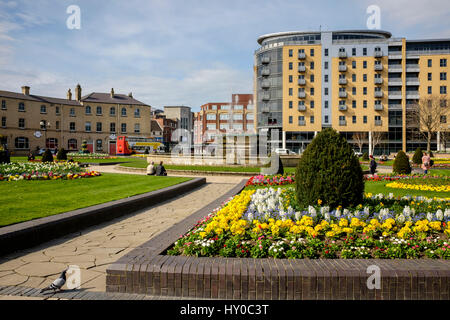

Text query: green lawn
(0, 173), (190, 227)
(364, 180), (449, 198)
(10, 156), (130, 164)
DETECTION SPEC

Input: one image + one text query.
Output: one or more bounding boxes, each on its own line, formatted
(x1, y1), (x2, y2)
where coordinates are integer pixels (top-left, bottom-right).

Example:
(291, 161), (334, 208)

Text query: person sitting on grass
(369, 155), (377, 176)
(146, 161), (156, 175)
(68, 158), (74, 163)
(155, 161), (167, 176)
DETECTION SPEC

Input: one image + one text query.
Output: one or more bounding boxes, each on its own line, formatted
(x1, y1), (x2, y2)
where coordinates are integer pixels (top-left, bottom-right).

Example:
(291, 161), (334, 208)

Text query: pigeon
(40, 269), (68, 293)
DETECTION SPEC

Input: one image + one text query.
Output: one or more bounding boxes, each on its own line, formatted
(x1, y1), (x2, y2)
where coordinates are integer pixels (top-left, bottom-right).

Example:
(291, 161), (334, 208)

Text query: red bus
(116, 136), (164, 155)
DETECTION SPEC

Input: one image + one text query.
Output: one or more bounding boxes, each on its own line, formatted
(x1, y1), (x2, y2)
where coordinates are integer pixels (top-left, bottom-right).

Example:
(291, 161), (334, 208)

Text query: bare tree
(352, 132), (367, 154)
(407, 95), (449, 153)
(370, 131), (384, 155)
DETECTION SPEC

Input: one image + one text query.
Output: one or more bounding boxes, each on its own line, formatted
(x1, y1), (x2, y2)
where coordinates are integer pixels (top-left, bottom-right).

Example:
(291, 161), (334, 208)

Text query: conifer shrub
(41, 149), (54, 162)
(295, 128), (364, 208)
(56, 148), (67, 161)
(362, 152), (369, 161)
(393, 150), (411, 174)
(412, 147), (423, 165)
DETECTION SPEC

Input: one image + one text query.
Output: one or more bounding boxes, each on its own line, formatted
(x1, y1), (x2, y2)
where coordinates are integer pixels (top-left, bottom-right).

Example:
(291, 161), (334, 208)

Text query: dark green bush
(41, 149), (54, 162)
(393, 150), (411, 174)
(412, 148), (423, 165)
(429, 151), (434, 157)
(56, 148), (67, 160)
(295, 128), (364, 209)
(362, 152), (369, 161)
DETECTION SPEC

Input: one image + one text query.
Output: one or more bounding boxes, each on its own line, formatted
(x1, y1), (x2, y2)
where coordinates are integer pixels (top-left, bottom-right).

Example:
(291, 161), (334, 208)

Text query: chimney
(128, 92), (133, 98)
(21, 86), (30, 95)
(75, 84), (82, 101)
(110, 88), (115, 98)
(67, 89), (72, 100)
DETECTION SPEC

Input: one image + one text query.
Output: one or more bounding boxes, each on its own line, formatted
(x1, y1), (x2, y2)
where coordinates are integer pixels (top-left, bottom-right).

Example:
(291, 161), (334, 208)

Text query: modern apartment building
(0, 85), (152, 155)
(163, 106), (193, 144)
(254, 30), (450, 154)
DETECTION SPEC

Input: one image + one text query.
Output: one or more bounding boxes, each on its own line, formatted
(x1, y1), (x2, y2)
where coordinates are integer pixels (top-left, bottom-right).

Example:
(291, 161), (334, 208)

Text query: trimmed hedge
(412, 148), (423, 165)
(393, 150), (411, 174)
(41, 149), (54, 163)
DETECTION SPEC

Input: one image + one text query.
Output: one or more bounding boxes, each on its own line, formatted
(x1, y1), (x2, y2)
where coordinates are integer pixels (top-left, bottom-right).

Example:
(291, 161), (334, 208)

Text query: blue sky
(0, 0), (449, 111)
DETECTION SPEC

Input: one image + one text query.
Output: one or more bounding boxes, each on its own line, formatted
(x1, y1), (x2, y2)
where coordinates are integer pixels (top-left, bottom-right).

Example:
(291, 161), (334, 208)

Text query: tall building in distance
(163, 106), (193, 144)
(254, 30), (450, 154)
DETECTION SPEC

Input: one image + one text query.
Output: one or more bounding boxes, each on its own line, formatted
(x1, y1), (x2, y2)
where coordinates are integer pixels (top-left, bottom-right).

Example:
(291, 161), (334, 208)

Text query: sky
(0, 0), (449, 111)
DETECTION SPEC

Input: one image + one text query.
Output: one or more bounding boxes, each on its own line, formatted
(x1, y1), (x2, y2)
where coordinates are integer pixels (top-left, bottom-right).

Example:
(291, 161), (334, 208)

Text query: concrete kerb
(115, 165), (258, 176)
(0, 177), (206, 257)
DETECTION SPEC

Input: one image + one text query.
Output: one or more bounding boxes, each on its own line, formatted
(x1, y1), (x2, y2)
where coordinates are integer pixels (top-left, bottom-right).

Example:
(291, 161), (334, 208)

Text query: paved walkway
(0, 166), (247, 298)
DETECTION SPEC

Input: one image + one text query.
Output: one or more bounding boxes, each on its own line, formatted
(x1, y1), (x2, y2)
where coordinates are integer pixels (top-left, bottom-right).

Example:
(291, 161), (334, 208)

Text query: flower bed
(167, 186), (450, 259)
(66, 152), (117, 159)
(0, 162), (100, 181)
(386, 181), (450, 193)
(245, 174), (295, 187)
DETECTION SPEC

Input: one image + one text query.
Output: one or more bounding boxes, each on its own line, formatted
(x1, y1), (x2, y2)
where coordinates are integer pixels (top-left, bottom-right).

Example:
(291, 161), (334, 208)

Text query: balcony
(374, 78), (383, 85)
(261, 80), (271, 89)
(262, 93), (270, 101)
(338, 91), (347, 98)
(298, 105), (306, 111)
(406, 92), (420, 99)
(261, 105), (270, 113)
(388, 78), (402, 86)
(261, 68), (270, 76)
(388, 104), (402, 109)
(338, 78), (347, 85)
(375, 119), (383, 126)
(339, 105), (347, 111)
(298, 52), (306, 59)
(338, 51), (347, 58)
(298, 78), (306, 86)
(406, 64), (420, 72)
(388, 53), (403, 59)
(298, 92), (306, 98)
(339, 120), (347, 126)
(388, 65), (403, 73)
(374, 63), (383, 71)
(338, 65), (347, 72)
(406, 77), (420, 85)
(261, 56), (270, 64)
(388, 92), (402, 99)
(374, 104), (384, 111)
(298, 65), (306, 72)
(298, 120), (306, 126)
(374, 50), (383, 58)
(374, 91), (384, 98)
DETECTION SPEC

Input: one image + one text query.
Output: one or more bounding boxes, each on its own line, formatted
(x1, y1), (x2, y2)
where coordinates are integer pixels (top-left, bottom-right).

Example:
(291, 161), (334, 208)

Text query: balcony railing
(406, 92), (420, 99)
(374, 78), (383, 85)
(374, 91), (384, 98)
(298, 66), (306, 72)
(388, 92), (402, 99)
(298, 120), (306, 126)
(298, 105), (306, 111)
(388, 65), (402, 72)
(338, 51), (347, 58)
(298, 92), (306, 98)
(374, 104), (384, 111)
(262, 93), (270, 101)
(298, 52), (306, 59)
(388, 79), (402, 86)
(374, 64), (383, 71)
(374, 51), (383, 58)
(338, 78), (347, 85)
(261, 56), (270, 64)
(406, 64), (420, 72)
(338, 65), (347, 72)
(406, 78), (420, 85)
(261, 80), (271, 89)
(375, 120), (383, 126)
(339, 120), (347, 126)
(298, 78), (306, 85)
(261, 68), (270, 76)
(339, 91), (347, 98)
(339, 105), (347, 111)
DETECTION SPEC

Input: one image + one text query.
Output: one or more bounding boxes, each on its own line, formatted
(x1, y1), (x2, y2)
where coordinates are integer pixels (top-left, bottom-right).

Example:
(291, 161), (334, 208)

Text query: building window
(110, 107), (116, 116)
(325, 101), (329, 109)
(96, 122), (102, 132)
(324, 115), (329, 123)
(310, 88), (314, 95)
(121, 123), (127, 133)
(324, 61), (328, 69)
(289, 116), (293, 124)
(352, 115), (356, 124)
(134, 108), (140, 117)
(134, 123), (140, 133)
(324, 88), (328, 95)
(310, 75), (314, 82)
(206, 114), (216, 120)
(96, 106), (102, 115)
(352, 61), (356, 69)
(289, 88), (293, 96)
(233, 114), (243, 120)
(121, 107), (127, 116)
(246, 113), (254, 120)
(1, 100), (5, 110)
(310, 62), (314, 69)
(289, 75), (293, 83)
(46, 138), (58, 149)
(352, 87), (357, 95)
(289, 49), (293, 57)
(441, 115), (447, 123)
(70, 108), (75, 116)
(441, 100), (448, 107)
(15, 137), (29, 149)
(40, 105), (46, 114)
(289, 101), (292, 109)
(1, 117), (6, 127)
(363, 74), (367, 82)
(219, 113), (229, 120)
(69, 122), (75, 131)
(352, 48), (356, 56)
(310, 115), (314, 123)
(352, 100), (356, 108)
(55, 106), (60, 115)
(363, 61), (367, 69)
(68, 139), (77, 150)
(363, 100), (367, 108)
(428, 86), (432, 94)
(110, 122), (116, 132)
(18, 118), (25, 129)
(428, 59), (432, 67)
(440, 86), (447, 94)
(324, 74), (328, 83)
(428, 73), (432, 81)
(85, 105), (92, 115)
(440, 72), (447, 80)
(440, 59), (447, 67)
(96, 139), (102, 151)
(55, 121), (60, 130)
(18, 102), (25, 112)
(324, 48), (328, 56)
(363, 116), (367, 123)
(298, 116), (305, 125)
(363, 48), (367, 56)
(310, 48), (314, 56)
(363, 87), (367, 95)
(289, 62), (293, 70)
(85, 122), (91, 132)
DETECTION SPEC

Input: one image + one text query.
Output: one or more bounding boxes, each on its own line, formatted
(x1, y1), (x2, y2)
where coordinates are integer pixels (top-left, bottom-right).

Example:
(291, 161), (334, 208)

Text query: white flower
(436, 209), (444, 221)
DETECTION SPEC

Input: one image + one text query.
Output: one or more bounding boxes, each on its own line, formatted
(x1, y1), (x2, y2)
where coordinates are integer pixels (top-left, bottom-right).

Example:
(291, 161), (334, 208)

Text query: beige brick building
(0, 85), (152, 155)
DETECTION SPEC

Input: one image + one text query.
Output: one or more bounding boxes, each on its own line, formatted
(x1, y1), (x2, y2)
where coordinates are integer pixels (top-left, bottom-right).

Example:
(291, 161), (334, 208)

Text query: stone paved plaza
(0, 166), (245, 299)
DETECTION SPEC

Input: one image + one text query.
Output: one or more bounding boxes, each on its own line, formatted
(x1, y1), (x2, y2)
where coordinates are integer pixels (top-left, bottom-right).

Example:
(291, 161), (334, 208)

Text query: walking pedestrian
(421, 152), (431, 174)
(369, 155), (377, 176)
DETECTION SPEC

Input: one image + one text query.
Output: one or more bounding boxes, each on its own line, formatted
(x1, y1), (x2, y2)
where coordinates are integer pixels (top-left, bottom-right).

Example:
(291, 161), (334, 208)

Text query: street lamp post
(40, 120), (50, 149)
